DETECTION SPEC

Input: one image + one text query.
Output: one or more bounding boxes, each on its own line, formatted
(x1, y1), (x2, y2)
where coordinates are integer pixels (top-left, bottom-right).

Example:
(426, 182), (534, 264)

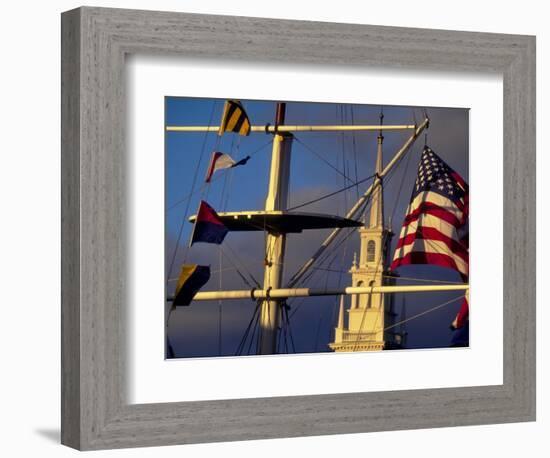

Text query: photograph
(164, 97), (470, 358)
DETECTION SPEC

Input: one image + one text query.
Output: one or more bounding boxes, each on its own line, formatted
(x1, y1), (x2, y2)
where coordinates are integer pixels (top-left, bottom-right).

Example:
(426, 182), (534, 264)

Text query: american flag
(391, 147), (469, 281)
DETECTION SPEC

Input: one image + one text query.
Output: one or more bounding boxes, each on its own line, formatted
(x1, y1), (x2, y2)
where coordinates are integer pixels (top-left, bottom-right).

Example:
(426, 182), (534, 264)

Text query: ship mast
(258, 103), (292, 354)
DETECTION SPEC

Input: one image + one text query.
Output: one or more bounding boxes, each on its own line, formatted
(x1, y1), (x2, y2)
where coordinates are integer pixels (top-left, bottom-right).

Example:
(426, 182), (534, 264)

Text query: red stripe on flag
(205, 152), (223, 183)
(451, 171), (469, 222)
(395, 226), (469, 263)
(402, 201), (462, 228)
(391, 251), (469, 281)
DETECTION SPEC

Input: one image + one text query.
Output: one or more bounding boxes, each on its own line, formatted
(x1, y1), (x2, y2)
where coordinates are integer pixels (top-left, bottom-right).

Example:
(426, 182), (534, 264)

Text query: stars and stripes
(391, 147), (469, 281)
(218, 100), (251, 136)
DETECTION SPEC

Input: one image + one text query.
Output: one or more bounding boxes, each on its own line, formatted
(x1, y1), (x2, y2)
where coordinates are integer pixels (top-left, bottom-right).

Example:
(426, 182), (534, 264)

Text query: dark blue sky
(165, 97), (469, 358)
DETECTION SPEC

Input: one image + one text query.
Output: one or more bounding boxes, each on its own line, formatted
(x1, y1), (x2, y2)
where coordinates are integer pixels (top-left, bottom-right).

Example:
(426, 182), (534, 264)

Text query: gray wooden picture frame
(61, 6), (536, 451)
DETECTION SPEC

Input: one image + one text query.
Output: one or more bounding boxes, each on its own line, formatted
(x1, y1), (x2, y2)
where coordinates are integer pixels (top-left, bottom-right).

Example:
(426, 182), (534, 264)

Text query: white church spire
(368, 111), (385, 229)
(330, 109), (400, 352)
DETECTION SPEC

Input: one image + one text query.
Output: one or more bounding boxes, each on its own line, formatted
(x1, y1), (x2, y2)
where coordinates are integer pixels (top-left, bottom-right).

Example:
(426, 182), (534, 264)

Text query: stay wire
(246, 304), (262, 356)
(350, 106), (360, 200)
(287, 173), (377, 212)
(235, 302), (260, 356)
(293, 135), (351, 182)
(382, 294), (464, 333)
(166, 138), (273, 212)
(166, 100), (217, 285)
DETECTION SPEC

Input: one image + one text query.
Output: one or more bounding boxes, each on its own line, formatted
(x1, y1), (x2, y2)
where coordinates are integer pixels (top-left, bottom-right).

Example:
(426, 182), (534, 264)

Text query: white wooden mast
(258, 102), (292, 354)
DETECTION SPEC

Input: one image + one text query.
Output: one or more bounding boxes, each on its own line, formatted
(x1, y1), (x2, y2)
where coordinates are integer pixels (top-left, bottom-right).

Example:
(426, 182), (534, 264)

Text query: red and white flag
(391, 147), (469, 281)
(205, 151), (250, 183)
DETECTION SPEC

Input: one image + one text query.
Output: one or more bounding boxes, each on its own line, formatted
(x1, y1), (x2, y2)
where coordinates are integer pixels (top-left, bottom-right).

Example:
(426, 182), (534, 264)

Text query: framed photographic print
(61, 6), (535, 450)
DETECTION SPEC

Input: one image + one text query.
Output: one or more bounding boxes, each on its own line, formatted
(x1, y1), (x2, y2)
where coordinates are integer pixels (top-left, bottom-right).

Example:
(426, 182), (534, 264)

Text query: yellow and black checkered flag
(218, 100), (251, 136)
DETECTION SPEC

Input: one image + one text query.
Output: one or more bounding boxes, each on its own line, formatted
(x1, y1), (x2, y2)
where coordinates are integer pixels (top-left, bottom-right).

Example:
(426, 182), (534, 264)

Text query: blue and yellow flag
(218, 100), (251, 136)
(173, 264), (211, 306)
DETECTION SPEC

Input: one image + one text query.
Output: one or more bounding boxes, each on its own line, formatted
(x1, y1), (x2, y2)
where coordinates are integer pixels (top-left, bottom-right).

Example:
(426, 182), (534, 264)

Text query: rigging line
(222, 243), (262, 288)
(382, 294), (464, 333)
(167, 261), (266, 282)
(285, 238), (345, 321)
(235, 302), (260, 356)
(294, 149), (414, 286)
(283, 304), (296, 353)
(246, 303), (262, 356)
(218, 165), (230, 208)
(293, 135), (351, 182)
(382, 274), (466, 285)
(277, 304), (289, 354)
(309, 266), (351, 275)
(216, 132), (234, 208)
(315, 249), (342, 350)
(223, 137), (240, 212)
(255, 310), (262, 355)
(389, 140), (416, 226)
(287, 227), (359, 320)
(288, 138), (411, 287)
(329, 211), (351, 342)
(166, 139), (273, 212)
(350, 106), (360, 200)
(276, 305), (283, 354)
(223, 168), (235, 212)
(218, 247), (254, 289)
(315, 206), (369, 265)
(283, 304), (290, 354)
(285, 194), (372, 319)
(295, 203), (369, 287)
(166, 101), (217, 283)
(287, 173), (377, 212)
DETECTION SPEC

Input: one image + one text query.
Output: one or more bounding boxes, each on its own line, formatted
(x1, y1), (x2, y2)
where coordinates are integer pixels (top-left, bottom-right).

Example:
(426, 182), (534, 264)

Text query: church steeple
(368, 111), (384, 229)
(329, 109), (400, 352)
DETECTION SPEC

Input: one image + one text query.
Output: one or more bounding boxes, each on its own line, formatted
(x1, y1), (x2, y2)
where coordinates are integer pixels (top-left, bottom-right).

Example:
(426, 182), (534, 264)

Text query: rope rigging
(166, 138), (273, 212)
(168, 99), (447, 356)
(166, 101), (217, 285)
(287, 173), (377, 212)
(382, 294), (464, 333)
(293, 135), (353, 183)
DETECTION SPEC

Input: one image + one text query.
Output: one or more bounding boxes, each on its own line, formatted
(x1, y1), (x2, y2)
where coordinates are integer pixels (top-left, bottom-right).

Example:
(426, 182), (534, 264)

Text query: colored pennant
(218, 100), (251, 136)
(173, 264), (211, 306)
(189, 200), (228, 246)
(205, 151), (251, 183)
